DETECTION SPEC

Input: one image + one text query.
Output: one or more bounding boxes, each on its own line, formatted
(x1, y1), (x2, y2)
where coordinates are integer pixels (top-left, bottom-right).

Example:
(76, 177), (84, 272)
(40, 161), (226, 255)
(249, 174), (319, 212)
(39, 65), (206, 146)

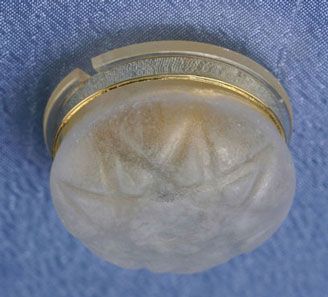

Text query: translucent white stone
(50, 80), (295, 273)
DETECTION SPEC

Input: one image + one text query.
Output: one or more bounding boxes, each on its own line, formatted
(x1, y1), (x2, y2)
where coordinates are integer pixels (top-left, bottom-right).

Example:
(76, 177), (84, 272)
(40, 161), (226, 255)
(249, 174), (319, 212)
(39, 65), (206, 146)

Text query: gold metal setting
(51, 74), (286, 157)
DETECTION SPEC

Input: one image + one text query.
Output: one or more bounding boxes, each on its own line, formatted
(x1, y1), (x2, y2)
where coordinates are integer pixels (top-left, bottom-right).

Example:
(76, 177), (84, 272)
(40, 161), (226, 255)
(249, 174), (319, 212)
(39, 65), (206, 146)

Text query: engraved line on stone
(89, 112), (272, 203)
(58, 180), (108, 233)
(94, 119), (184, 195)
(218, 144), (272, 201)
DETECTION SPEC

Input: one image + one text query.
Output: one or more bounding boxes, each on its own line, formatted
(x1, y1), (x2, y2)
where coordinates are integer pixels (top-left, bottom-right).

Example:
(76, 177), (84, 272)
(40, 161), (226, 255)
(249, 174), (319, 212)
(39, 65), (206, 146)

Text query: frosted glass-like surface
(50, 80), (295, 273)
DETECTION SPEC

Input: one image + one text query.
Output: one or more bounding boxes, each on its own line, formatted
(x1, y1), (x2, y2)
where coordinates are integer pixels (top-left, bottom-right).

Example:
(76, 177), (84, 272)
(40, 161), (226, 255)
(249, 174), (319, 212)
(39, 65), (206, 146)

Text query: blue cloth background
(0, 1), (327, 296)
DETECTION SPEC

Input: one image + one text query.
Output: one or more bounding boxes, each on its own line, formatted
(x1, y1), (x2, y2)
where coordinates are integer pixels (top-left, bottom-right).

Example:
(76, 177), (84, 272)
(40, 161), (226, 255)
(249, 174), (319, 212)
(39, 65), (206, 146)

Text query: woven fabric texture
(0, 1), (327, 296)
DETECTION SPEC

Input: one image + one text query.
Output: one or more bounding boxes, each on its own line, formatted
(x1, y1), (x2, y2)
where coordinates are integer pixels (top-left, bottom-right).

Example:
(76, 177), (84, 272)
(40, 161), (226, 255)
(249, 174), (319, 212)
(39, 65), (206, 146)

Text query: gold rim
(52, 74), (286, 156)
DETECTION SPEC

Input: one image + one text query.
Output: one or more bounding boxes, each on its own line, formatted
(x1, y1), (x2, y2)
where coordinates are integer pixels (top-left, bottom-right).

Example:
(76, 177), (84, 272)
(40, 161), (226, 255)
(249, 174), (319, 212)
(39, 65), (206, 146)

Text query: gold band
(52, 74), (286, 156)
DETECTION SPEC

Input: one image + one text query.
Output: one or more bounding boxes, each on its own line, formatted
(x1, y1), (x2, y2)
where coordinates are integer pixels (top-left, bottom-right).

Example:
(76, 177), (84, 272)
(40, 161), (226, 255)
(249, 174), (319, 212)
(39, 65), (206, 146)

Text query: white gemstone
(50, 79), (295, 273)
